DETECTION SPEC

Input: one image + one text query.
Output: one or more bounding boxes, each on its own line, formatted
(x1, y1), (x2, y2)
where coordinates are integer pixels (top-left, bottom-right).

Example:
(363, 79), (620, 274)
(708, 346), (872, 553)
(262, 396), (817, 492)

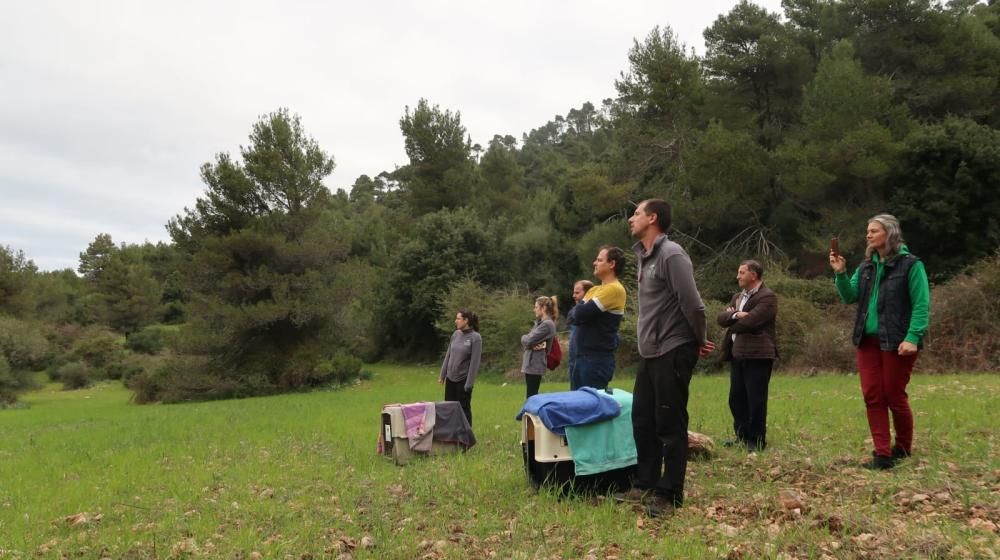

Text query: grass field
(1, 366), (998, 559)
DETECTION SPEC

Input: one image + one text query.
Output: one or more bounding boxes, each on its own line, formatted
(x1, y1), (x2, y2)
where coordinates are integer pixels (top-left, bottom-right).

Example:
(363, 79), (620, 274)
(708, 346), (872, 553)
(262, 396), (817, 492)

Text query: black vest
(852, 253), (920, 350)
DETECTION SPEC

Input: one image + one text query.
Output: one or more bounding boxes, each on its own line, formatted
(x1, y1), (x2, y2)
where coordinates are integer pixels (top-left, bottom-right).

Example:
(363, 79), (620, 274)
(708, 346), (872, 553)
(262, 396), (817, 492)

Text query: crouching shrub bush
(59, 361), (92, 390)
(311, 351), (363, 386)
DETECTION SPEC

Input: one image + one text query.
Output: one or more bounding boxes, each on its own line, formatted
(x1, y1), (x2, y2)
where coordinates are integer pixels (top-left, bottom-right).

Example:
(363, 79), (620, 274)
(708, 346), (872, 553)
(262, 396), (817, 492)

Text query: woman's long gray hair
(866, 213), (905, 260)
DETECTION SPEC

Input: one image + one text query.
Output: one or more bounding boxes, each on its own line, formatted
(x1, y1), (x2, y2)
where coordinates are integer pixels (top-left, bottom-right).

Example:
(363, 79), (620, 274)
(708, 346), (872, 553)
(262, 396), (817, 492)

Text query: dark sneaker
(863, 454), (896, 470)
(891, 445), (911, 460)
(612, 488), (649, 503)
(643, 496), (677, 518)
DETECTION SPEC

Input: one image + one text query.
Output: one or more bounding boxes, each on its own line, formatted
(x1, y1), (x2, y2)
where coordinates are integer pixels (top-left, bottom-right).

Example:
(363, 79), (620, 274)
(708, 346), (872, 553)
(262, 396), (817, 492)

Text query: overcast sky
(1, 0), (783, 271)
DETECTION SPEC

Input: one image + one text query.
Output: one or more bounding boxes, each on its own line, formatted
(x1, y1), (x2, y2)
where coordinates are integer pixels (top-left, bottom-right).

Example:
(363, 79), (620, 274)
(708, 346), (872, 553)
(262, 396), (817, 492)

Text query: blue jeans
(571, 352), (615, 390)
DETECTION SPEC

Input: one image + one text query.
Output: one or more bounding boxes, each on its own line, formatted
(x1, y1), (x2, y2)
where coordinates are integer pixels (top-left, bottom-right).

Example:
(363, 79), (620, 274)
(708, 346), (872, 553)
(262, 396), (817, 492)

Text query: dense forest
(2, 0), (998, 404)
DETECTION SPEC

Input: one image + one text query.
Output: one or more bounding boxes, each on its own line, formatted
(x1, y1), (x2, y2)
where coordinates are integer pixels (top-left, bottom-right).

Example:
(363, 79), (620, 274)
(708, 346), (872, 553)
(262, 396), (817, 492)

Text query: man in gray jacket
(619, 199), (715, 517)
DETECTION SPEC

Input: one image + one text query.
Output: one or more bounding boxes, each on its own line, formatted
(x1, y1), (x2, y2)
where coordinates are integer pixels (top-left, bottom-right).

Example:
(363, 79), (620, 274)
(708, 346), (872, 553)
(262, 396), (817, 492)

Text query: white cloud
(0, 0), (783, 270)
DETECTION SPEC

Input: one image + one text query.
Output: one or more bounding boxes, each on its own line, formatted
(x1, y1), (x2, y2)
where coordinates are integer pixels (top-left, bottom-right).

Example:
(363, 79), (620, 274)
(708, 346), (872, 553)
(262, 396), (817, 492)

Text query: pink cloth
(401, 403), (428, 439)
(400, 402), (436, 452)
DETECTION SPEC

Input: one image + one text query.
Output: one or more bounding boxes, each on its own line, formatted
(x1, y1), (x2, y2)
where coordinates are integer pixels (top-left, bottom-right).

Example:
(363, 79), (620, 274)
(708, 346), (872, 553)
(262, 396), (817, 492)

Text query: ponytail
(458, 309), (479, 332)
(535, 295), (559, 321)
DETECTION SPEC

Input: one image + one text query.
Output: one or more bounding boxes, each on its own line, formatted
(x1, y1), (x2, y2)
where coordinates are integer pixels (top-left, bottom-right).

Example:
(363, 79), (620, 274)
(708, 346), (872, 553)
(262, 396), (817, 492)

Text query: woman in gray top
(521, 296), (558, 399)
(438, 310), (482, 426)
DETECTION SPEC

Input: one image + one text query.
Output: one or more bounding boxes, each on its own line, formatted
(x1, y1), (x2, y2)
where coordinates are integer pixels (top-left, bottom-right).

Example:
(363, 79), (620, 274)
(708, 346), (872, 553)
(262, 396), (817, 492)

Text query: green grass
(1, 367), (998, 559)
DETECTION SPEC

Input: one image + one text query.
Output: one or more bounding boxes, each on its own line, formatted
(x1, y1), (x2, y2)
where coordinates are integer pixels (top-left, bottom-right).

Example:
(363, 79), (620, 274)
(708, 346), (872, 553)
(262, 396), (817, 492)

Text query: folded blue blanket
(565, 388), (637, 475)
(515, 387), (621, 435)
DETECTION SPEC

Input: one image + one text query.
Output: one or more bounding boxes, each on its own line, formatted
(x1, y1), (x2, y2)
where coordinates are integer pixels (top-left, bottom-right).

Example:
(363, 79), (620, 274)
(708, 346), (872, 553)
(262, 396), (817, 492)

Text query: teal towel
(564, 388), (638, 476)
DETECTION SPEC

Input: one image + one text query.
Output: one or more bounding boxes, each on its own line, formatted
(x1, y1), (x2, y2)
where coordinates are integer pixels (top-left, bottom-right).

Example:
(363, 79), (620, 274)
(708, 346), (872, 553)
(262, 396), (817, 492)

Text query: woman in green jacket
(830, 214), (930, 470)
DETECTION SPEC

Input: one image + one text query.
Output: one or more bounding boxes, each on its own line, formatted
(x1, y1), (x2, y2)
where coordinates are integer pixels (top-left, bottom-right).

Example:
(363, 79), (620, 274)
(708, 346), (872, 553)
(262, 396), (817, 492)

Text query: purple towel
(401, 402), (428, 439)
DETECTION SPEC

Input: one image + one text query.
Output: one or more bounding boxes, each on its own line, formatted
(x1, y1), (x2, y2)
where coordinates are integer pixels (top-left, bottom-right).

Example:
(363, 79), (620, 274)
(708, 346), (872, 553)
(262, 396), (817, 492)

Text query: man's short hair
(641, 199), (672, 232)
(740, 259), (764, 279)
(600, 245), (626, 277)
(575, 279), (595, 292)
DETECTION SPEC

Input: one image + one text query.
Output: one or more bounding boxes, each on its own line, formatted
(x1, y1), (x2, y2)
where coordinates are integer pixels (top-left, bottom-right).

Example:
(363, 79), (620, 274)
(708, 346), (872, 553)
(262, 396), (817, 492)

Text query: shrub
(434, 277), (490, 335)
(160, 301), (186, 324)
(0, 355), (17, 403)
(783, 304), (855, 373)
(48, 323), (85, 353)
(128, 356), (240, 404)
(311, 350), (363, 386)
(919, 252), (1000, 372)
(125, 371), (161, 404)
(46, 353), (69, 381)
(126, 326), (166, 355)
(72, 331), (124, 371)
(0, 316), (53, 371)
(766, 271), (841, 308)
(773, 295), (825, 369)
(106, 356), (144, 382)
(59, 361), (92, 390)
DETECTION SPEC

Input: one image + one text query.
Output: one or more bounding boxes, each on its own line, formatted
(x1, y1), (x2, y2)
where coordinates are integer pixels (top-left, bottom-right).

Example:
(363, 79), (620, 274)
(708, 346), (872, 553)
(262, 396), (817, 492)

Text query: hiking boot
(891, 445), (911, 460)
(612, 488), (649, 503)
(863, 453), (896, 470)
(643, 496), (677, 518)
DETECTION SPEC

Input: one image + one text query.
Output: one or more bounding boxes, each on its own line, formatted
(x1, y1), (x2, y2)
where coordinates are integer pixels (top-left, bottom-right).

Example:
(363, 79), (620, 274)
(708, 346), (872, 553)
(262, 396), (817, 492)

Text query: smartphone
(830, 237), (840, 257)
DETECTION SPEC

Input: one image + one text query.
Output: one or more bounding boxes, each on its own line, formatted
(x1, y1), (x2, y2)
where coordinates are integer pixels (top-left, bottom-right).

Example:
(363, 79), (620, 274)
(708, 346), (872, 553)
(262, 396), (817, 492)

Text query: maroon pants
(856, 337), (918, 457)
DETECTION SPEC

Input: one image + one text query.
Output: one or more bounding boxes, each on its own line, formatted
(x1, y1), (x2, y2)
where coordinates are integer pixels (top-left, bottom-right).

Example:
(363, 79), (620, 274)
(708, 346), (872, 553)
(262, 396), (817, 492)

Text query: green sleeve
(834, 267), (860, 304)
(905, 261), (931, 345)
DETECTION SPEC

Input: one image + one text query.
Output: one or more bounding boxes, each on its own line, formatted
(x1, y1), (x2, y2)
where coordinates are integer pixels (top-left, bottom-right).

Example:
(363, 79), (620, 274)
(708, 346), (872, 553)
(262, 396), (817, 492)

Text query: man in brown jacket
(717, 260), (778, 452)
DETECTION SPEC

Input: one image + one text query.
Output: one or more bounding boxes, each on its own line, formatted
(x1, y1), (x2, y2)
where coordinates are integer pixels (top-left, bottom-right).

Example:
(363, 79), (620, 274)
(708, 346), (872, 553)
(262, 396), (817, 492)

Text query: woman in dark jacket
(830, 214), (930, 470)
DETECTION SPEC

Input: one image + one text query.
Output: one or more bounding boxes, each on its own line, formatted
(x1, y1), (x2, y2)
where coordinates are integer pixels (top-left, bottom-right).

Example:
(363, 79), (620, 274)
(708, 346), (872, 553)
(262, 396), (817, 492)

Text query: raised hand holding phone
(829, 237), (846, 273)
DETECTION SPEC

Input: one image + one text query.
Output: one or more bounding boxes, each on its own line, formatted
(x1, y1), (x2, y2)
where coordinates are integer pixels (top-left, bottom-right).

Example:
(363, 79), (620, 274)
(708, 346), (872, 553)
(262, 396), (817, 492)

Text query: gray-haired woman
(830, 214), (930, 470)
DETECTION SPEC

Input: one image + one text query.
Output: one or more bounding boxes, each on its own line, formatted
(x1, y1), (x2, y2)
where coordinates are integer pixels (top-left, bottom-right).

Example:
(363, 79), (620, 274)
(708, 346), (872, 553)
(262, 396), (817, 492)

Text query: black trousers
(444, 378), (473, 426)
(728, 358), (773, 450)
(525, 374), (542, 399)
(631, 343), (698, 506)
